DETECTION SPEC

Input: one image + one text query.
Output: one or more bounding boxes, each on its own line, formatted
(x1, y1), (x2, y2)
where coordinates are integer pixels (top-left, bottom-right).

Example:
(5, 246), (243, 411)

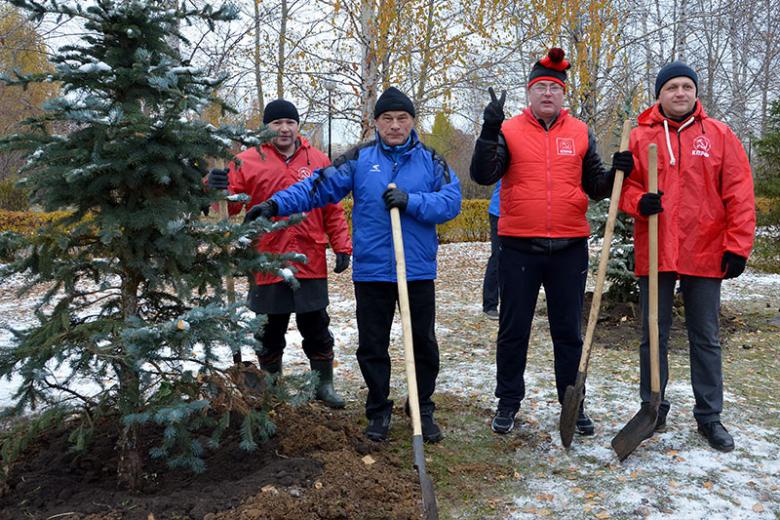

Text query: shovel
(388, 183), (439, 520)
(560, 120), (633, 448)
(611, 143), (661, 461)
(214, 160), (242, 365)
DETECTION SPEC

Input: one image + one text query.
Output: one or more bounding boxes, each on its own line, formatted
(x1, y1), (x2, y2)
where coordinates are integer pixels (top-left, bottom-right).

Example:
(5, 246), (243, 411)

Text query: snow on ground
(1, 242), (779, 519)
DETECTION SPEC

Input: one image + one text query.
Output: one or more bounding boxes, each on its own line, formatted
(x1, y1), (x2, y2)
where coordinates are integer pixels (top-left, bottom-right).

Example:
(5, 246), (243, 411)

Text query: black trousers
(255, 308), (334, 365)
(482, 214), (500, 312)
(495, 240), (588, 411)
(638, 274), (724, 424)
(354, 281), (440, 419)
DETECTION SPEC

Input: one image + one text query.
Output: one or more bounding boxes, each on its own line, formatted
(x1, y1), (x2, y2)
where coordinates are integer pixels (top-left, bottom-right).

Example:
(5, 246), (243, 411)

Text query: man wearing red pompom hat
(470, 48), (634, 436)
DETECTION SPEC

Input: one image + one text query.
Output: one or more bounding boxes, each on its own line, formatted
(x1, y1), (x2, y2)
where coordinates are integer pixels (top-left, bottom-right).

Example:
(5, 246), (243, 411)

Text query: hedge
(1, 200), (495, 243)
(338, 197), (490, 244)
(0, 209), (72, 234)
(6, 196), (775, 244)
(0, 180), (30, 212)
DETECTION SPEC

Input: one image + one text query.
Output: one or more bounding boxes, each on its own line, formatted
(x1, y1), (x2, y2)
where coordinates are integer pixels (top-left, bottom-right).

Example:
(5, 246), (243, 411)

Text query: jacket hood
(261, 135), (314, 162)
(638, 100), (707, 128)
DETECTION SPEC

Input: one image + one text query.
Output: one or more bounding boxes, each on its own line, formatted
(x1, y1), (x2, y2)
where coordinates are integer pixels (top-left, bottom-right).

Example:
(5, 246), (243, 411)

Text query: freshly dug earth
(0, 404), (422, 520)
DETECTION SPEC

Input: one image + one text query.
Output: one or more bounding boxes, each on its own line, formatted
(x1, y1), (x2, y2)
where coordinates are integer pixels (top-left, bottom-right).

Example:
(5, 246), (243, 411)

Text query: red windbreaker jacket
(226, 138), (352, 285)
(619, 102), (755, 278)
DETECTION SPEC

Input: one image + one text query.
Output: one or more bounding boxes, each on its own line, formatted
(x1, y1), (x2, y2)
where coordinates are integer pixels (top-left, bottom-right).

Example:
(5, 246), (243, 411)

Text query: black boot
(697, 421), (735, 452)
(310, 359), (346, 409)
(403, 399), (443, 443)
(575, 403), (595, 436)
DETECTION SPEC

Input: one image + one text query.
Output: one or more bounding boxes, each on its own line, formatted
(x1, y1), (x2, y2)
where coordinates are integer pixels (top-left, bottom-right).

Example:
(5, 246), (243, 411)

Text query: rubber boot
(259, 357), (282, 386)
(310, 359), (345, 409)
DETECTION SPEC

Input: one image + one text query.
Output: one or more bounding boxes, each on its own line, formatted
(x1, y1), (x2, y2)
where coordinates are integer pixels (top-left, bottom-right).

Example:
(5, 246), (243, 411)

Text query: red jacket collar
(638, 101), (707, 128)
(522, 107), (569, 130)
(261, 136), (311, 161)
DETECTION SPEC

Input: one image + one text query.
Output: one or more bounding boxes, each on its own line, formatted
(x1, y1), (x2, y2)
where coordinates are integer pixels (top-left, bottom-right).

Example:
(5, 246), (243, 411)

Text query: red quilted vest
(499, 108), (590, 238)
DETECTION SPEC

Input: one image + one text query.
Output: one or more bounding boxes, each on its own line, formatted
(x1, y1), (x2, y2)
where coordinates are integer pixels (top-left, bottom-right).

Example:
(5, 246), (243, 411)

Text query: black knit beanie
(528, 48), (570, 87)
(374, 87), (416, 119)
(263, 99), (299, 124)
(654, 62), (698, 98)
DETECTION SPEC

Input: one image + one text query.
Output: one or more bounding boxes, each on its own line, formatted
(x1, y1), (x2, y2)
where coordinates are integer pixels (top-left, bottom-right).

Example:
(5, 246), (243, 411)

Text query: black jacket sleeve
(581, 128), (615, 200)
(470, 132), (510, 185)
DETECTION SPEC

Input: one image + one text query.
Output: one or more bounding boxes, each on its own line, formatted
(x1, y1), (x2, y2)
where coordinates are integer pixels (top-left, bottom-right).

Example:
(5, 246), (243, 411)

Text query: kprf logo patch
(692, 136), (711, 158)
(297, 167), (313, 180)
(556, 137), (576, 156)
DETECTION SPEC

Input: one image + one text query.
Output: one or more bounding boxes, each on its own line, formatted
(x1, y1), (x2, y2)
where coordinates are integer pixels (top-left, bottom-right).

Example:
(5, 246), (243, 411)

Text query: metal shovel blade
(559, 371), (585, 448)
(413, 435), (439, 520)
(611, 394), (660, 461)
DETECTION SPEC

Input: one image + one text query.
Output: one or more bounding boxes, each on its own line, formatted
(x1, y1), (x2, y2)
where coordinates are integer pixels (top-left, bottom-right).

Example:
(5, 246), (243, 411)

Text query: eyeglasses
(530, 83), (564, 94)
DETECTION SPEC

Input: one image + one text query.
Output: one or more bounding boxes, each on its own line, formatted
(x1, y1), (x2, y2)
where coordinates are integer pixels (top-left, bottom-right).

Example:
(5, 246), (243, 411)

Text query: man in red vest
(619, 62), (755, 452)
(470, 49), (633, 435)
(208, 99), (352, 409)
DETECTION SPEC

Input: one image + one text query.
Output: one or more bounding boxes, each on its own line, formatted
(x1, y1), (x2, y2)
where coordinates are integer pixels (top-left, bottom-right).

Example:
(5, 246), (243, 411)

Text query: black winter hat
(263, 99), (299, 124)
(528, 48), (571, 87)
(654, 61), (698, 98)
(374, 87), (416, 119)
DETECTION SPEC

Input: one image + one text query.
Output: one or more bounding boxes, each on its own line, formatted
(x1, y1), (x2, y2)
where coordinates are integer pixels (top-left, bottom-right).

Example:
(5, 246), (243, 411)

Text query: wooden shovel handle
(647, 144), (660, 394)
(579, 119), (633, 372)
(388, 183), (423, 437)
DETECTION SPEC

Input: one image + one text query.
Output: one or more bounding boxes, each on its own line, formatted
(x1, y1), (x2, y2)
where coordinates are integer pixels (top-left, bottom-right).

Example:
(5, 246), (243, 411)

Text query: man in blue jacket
(246, 87), (462, 443)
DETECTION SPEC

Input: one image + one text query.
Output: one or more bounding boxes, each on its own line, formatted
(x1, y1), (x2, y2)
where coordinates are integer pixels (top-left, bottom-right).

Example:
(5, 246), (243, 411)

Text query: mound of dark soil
(0, 404), (422, 520)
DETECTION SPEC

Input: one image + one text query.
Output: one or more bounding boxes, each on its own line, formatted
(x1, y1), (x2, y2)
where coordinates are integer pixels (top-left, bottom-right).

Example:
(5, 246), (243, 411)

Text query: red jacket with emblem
(226, 138), (352, 286)
(498, 108), (592, 237)
(619, 102), (755, 278)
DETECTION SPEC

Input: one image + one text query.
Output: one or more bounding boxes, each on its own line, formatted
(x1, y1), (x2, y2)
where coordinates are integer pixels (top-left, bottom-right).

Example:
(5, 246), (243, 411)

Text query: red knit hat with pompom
(528, 48), (571, 88)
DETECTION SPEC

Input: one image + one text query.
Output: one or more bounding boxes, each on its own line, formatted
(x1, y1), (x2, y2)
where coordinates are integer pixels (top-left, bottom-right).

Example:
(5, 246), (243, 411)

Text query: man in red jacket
(470, 49), (634, 435)
(208, 99), (352, 408)
(619, 62), (755, 452)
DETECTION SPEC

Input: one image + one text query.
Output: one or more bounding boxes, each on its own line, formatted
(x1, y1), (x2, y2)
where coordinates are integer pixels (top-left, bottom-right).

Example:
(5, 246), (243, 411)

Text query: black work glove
(244, 200), (278, 222)
(638, 191), (664, 216)
(480, 87), (506, 141)
(721, 251), (747, 279)
(382, 187), (409, 211)
(207, 168), (229, 190)
(334, 252), (350, 273)
(611, 150), (634, 175)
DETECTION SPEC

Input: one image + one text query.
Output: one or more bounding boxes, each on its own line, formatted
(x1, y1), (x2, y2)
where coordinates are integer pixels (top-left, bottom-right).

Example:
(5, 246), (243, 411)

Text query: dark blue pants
(495, 241), (588, 411)
(638, 274), (723, 424)
(482, 214), (500, 312)
(354, 281), (440, 419)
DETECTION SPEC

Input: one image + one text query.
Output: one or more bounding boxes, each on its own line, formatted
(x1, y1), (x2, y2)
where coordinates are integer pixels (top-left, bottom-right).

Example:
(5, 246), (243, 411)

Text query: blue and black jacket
(272, 130), (462, 282)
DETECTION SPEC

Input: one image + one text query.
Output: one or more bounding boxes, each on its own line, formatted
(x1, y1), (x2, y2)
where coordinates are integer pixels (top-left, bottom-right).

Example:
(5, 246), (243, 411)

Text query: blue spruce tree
(0, 0), (308, 489)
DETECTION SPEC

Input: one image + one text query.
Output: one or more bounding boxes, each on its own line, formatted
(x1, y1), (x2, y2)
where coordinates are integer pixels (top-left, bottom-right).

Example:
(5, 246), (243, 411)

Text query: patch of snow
(77, 61), (112, 73)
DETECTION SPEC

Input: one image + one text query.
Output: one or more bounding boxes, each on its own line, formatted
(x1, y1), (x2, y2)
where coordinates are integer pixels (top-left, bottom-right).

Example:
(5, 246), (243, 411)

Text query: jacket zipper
(545, 128), (553, 235)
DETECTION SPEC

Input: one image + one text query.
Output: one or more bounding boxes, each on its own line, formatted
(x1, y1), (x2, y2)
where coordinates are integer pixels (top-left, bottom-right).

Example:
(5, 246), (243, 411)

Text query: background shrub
(335, 197), (491, 244)
(0, 179), (29, 211)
